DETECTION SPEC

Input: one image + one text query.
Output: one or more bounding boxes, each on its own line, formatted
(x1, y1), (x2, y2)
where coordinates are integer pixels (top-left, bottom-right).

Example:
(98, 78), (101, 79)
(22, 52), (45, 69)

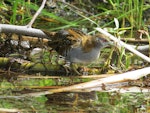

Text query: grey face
(94, 37), (110, 49)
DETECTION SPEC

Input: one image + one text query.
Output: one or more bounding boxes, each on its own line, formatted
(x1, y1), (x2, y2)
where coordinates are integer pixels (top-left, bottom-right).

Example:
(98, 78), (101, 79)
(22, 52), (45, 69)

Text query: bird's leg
(62, 62), (71, 75)
(49, 49), (60, 65)
(70, 63), (82, 75)
(82, 66), (89, 75)
(62, 62), (82, 75)
(55, 52), (60, 65)
(49, 48), (53, 64)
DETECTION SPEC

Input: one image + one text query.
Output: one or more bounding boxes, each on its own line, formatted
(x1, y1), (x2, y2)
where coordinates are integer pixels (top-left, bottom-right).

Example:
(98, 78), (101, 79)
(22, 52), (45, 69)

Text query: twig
(60, 0), (98, 26)
(26, 0), (47, 28)
(0, 108), (21, 113)
(58, 0), (94, 16)
(95, 27), (150, 63)
(121, 38), (149, 44)
(18, 74), (113, 79)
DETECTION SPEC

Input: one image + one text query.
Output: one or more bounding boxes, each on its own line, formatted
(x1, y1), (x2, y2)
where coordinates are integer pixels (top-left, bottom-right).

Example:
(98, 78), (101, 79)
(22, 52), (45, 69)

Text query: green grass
(2, 0), (149, 33)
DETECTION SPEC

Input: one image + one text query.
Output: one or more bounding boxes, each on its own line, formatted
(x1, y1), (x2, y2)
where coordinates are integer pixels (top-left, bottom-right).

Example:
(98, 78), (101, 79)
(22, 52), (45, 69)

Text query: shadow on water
(0, 86), (150, 112)
(45, 91), (150, 113)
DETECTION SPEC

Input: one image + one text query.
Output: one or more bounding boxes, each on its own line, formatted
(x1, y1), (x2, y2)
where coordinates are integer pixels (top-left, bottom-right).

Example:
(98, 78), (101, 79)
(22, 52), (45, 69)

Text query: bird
(43, 29), (110, 75)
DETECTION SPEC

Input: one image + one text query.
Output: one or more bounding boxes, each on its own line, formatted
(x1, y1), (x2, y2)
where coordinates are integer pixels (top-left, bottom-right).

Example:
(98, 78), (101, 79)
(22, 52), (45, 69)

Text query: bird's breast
(64, 47), (101, 64)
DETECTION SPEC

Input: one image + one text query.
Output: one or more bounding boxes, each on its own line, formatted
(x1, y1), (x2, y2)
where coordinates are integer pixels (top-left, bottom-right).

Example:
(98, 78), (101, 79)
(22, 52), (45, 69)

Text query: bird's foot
(78, 66), (89, 75)
(62, 63), (82, 75)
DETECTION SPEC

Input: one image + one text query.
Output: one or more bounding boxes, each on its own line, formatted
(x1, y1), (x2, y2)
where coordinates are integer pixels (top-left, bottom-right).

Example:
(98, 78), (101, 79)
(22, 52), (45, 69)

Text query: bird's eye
(100, 38), (107, 42)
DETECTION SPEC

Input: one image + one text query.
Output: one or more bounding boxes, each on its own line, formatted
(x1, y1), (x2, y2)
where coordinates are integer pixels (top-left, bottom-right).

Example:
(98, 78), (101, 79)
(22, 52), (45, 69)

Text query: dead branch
(95, 28), (150, 63)
(20, 66), (150, 97)
(0, 24), (48, 38)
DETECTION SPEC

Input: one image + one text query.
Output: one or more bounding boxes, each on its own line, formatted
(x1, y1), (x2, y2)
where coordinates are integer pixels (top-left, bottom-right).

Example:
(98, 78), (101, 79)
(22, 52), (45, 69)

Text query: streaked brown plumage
(44, 29), (110, 75)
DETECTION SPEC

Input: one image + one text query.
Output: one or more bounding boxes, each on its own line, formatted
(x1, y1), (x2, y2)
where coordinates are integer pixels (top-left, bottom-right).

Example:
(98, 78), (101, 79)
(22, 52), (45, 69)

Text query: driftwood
(14, 66), (149, 97)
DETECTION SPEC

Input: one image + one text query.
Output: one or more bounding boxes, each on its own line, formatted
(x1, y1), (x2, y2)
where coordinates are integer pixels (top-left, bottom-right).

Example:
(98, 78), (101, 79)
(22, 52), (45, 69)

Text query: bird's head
(94, 33), (112, 48)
